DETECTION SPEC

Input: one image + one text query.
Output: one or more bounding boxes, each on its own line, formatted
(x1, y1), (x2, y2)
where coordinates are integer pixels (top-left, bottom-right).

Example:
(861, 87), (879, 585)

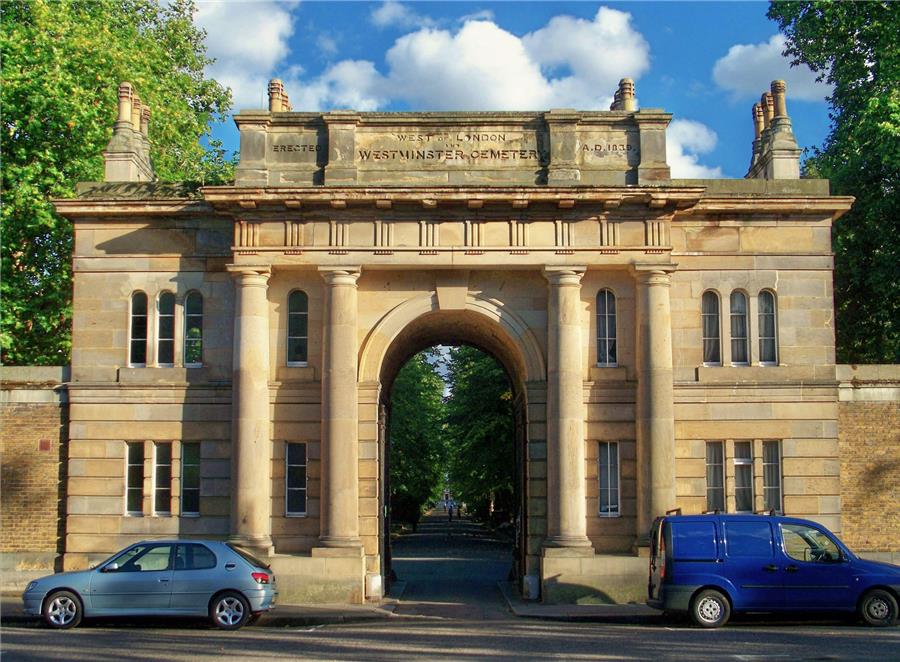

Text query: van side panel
(722, 521), (784, 610)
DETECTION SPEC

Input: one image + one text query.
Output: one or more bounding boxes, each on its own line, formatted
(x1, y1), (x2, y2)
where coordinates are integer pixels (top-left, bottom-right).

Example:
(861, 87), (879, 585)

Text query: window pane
(730, 292), (748, 364)
(132, 292), (147, 315)
(735, 465), (753, 511)
(159, 315), (175, 339)
(182, 489), (200, 515)
(706, 442), (725, 512)
(185, 292), (203, 315)
(596, 290), (617, 366)
(598, 442), (619, 515)
(287, 443), (307, 465)
(128, 442), (144, 464)
(137, 545), (171, 572)
(702, 292), (721, 364)
(131, 339), (146, 365)
(131, 314), (147, 338)
(288, 338), (308, 363)
(127, 489), (142, 514)
(287, 465), (307, 488)
(288, 313), (308, 338)
(156, 443), (172, 464)
(158, 339), (174, 365)
(159, 292), (175, 314)
(287, 489), (306, 514)
(128, 465), (143, 485)
(189, 544), (217, 570)
(734, 441), (752, 461)
(183, 442), (200, 465)
(289, 290), (308, 313)
(758, 291), (777, 363)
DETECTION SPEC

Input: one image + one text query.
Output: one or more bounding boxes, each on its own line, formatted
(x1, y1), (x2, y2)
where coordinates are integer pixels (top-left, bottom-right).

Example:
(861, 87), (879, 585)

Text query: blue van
(647, 513), (900, 627)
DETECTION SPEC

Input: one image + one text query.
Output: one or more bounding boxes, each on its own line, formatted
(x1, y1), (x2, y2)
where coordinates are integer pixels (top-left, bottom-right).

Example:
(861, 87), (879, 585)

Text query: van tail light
(659, 535), (667, 581)
(251, 572), (270, 584)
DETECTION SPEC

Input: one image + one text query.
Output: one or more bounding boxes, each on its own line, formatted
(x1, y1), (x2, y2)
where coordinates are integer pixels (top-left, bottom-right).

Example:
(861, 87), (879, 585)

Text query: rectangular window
(734, 441), (754, 512)
(126, 442), (144, 515)
(285, 442), (307, 516)
(181, 442), (200, 516)
(763, 440), (782, 513)
(598, 441), (620, 516)
(705, 441), (725, 512)
(154, 442), (172, 515)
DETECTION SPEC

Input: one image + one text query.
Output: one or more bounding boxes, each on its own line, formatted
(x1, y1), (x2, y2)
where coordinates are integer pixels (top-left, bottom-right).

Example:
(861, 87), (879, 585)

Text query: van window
(725, 521), (774, 558)
(781, 523), (842, 563)
(671, 521), (718, 561)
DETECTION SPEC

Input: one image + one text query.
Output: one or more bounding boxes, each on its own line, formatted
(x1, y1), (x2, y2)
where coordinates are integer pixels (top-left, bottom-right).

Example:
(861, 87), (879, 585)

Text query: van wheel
(859, 589), (898, 627)
(691, 589), (730, 628)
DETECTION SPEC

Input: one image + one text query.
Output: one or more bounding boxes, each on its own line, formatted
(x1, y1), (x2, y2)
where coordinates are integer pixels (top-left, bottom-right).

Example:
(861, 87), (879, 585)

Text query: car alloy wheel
(211, 591), (250, 630)
(43, 590), (83, 629)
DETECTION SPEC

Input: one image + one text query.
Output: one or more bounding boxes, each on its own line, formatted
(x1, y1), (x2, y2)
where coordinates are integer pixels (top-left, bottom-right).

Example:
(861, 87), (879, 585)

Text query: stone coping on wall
(837, 364), (900, 402)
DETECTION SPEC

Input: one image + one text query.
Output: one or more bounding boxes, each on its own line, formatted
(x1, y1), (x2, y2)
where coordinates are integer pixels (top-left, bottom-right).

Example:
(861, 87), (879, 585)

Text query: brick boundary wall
(837, 365), (900, 562)
(0, 367), (69, 573)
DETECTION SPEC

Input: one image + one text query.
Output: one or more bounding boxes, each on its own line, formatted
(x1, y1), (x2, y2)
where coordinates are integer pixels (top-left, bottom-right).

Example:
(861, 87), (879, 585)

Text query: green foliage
(443, 346), (515, 522)
(388, 350), (447, 524)
(1, 0), (233, 364)
(768, 1), (900, 362)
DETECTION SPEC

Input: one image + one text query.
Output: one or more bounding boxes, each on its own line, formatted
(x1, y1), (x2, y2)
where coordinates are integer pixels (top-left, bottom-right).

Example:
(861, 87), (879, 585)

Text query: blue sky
(196, 1), (832, 179)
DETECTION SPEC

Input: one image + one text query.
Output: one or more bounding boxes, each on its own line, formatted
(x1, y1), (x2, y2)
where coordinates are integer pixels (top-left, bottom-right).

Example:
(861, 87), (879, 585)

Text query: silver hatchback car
(22, 540), (277, 629)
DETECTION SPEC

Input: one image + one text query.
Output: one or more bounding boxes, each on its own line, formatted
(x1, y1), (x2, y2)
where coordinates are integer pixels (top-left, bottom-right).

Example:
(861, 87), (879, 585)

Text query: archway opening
(373, 308), (531, 611)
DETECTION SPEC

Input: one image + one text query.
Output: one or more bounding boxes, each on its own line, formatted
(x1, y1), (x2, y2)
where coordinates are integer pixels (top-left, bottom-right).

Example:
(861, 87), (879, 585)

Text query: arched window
(701, 291), (721, 365)
(130, 292), (148, 366)
(184, 292), (203, 367)
(758, 290), (778, 365)
(596, 289), (617, 366)
(730, 291), (749, 365)
(287, 290), (309, 364)
(157, 291), (175, 365)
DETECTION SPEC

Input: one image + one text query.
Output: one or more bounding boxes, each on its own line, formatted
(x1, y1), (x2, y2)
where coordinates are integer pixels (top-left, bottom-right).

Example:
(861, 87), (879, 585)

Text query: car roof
(662, 513), (826, 527)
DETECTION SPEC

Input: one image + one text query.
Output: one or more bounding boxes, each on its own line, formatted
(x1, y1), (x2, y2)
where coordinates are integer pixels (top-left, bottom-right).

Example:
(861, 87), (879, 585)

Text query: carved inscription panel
(578, 130), (640, 168)
(268, 131), (324, 165)
(355, 128), (550, 169)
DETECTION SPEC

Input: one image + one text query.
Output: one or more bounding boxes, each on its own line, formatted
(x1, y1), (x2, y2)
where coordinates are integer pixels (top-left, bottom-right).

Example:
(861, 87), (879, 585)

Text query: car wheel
(43, 590), (83, 629)
(691, 589), (731, 628)
(859, 589), (899, 627)
(209, 591), (250, 630)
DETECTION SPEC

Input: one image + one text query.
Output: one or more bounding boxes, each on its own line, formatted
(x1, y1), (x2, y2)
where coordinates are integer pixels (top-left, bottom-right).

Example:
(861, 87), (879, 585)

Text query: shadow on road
(390, 509), (514, 620)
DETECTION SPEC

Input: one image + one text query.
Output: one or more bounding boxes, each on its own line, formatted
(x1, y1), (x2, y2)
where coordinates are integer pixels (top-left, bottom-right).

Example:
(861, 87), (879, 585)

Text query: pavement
(1, 511), (658, 628)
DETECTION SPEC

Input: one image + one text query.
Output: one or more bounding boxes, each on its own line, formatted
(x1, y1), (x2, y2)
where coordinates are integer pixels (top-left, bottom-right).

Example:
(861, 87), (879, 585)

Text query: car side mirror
(102, 562), (119, 573)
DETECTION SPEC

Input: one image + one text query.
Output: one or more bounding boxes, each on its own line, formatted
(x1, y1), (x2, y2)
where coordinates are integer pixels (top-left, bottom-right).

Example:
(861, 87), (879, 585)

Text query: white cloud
(666, 119), (724, 178)
(713, 34), (830, 102)
(195, 1), (299, 109)
(316, 34), (339, 57)
(370, 1), (434, 30)
(298, 61), (388, 112)
(372, 8), (650, 111)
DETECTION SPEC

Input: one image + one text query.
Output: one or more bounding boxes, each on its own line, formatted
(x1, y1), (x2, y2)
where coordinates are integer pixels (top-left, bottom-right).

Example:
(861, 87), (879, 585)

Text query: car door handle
(159, 578), (170, 583)
(763, 564), (778, 572)
(785, 565), (799, 573)
(225, 563), (236, 570)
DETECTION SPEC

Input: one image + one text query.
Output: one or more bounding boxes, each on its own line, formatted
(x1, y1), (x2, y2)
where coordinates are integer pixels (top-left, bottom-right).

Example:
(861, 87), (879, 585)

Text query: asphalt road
(2, 512), (897, 660)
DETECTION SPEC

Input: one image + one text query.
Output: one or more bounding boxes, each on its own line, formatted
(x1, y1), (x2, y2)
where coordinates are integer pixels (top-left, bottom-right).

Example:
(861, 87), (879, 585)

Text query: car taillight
(252, 572), (269, 584)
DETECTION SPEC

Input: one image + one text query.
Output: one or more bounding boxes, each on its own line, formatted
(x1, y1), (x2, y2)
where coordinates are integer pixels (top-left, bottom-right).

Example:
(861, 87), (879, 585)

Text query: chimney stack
(103, 82), (155, 182)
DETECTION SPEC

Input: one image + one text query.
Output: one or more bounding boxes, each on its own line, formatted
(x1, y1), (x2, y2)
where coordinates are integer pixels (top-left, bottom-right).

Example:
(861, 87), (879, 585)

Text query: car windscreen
(226, 543), (271, 570)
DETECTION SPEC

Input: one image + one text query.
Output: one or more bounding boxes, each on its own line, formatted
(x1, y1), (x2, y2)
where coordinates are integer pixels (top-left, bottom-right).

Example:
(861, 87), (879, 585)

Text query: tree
(1, 0), (233, 365)
(388, 350), (447, 526)
(443, 346), (515, 522)
(768, 2), (900, 363)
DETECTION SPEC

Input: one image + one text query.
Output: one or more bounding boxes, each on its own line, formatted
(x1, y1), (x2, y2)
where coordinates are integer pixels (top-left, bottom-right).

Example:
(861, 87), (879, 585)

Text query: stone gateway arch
(54, 79), (852, 603)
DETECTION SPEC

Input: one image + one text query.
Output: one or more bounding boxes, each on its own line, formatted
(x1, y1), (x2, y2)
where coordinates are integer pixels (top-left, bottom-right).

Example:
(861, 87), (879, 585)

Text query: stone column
(319, 267), (362, 547)
(635, 267), (677, 544)
(543, 268), (592, 548)
(229, 268), (273, 555)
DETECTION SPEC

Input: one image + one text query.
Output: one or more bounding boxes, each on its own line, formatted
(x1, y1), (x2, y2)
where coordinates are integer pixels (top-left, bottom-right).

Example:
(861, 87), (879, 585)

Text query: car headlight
(25, 581), (38, 592)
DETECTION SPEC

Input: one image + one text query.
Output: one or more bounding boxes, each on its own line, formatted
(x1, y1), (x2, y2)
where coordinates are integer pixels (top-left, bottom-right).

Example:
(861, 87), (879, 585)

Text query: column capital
(542, 266), (586, 286)
(227, 265), (270, 281)
(632, 263), (676, 286)
(319, 266), (361, 287)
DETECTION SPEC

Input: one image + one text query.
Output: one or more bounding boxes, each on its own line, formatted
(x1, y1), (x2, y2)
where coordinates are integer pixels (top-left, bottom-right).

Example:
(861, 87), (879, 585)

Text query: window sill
(598, 512), (621, 518)
(695, 365), (829, 383)
(180, 513), (200, 518)
(285, 513), (308, 518)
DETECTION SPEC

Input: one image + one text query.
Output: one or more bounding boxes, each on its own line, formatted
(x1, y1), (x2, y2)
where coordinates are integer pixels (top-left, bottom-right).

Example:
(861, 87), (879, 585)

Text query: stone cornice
(201, 185), (706, 213)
